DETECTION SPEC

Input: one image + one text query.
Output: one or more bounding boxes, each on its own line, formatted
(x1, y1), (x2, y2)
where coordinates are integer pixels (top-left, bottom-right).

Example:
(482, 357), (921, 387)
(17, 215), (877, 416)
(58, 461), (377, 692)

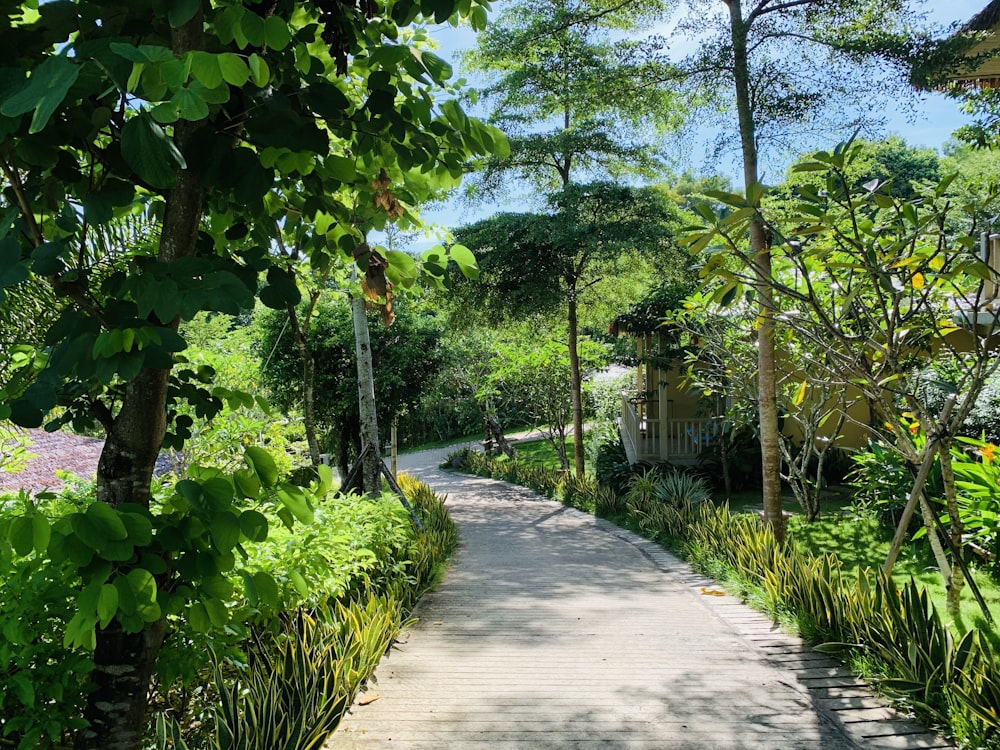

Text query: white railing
(620, 393), (660, 462)
(621, 391), (719, 464)
(664, 419), (716, 458)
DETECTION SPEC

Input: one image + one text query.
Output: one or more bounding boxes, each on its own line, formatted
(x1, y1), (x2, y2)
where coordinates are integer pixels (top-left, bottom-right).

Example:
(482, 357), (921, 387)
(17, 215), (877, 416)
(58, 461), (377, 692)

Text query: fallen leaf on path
(359, 694), (381, 706)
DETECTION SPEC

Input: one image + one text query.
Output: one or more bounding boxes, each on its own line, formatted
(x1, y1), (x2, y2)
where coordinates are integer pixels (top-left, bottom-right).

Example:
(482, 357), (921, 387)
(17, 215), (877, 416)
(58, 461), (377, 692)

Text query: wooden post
(391, 418), (398, 479)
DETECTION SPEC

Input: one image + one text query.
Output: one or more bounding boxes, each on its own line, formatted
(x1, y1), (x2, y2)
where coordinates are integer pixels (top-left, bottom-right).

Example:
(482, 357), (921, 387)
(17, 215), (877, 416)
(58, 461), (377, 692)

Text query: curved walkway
(327, 445), (952, 750)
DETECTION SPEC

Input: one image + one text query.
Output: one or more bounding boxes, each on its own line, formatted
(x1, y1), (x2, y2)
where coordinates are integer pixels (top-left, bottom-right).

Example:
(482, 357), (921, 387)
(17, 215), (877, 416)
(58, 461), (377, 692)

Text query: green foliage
(848, 431), (1000, 567)
(945, 437), (1000, 569)
(0, 424), (33, 474)
(394, 327), (502, 448)
(847, 439), (927, 528)
(461, 0), (681, 196)
(678, 0), (924, 164)
(157, 601), (400, 750)
(0, 467), (457, 747)
(609, 281), (694, 341)
(154, 473), (457, 747)
(0, 514), (93, 748)
(487, 337), (609, 470)
(623, 468), (710, 538)
(778, 136), (940, 202)
(916, 360), (1000, 444)
(653, 469), (711, 506)
(0, 0), (503, 740)
(396, 472), (460, 599)
(451, 184), (686, 326)
(452, 448), (610, 514)
(592, 432), (633, 506)
(257, 299), (444, 471)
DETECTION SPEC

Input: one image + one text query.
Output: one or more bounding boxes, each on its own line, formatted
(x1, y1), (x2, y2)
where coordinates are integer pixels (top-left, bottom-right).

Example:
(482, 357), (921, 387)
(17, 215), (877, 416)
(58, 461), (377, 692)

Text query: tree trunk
(352, 294), (381, 495)
(95, 369), (170, 509)
(567, 287), (586, 477)
(80, 15), (205, 747)
(938, 438), (965, 616)
(76, 621), (166, 750)
(480, 402), (515, 458)
(726, 0), (784, 542)
(337, 419), (356, 479)
(720, 425), (733, 499)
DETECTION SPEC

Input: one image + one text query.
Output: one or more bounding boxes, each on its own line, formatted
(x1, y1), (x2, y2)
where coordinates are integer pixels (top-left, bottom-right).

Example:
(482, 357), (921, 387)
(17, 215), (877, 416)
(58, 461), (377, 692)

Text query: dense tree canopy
(258, 299), (444, 476)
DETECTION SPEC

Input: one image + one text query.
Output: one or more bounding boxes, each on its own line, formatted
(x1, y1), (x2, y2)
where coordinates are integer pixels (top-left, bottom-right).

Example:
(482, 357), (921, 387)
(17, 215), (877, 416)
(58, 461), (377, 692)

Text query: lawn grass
(789, 509), (1000, 634)
(401, 432), (483, 454)
(512, 436), (574, 471)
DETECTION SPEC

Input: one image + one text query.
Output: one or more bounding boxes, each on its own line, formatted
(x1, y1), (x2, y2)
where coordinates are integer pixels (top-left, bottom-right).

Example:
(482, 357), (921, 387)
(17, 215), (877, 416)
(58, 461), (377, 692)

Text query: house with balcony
(609, 284), (723, 466)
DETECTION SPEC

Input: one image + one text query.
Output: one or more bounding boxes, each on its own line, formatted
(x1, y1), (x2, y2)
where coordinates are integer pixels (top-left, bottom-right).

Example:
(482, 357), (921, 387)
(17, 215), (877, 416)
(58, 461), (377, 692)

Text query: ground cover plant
(0, 467), (456, 749)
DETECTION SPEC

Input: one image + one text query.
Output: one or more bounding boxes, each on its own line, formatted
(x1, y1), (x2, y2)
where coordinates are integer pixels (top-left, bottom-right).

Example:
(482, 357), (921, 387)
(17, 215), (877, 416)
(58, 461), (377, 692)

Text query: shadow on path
(326, 446), (952, 750)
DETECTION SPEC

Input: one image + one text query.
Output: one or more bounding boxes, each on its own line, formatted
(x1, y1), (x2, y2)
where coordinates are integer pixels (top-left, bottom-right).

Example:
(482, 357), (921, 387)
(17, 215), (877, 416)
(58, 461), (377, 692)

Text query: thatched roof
(947, 2), (1000, 89)
(966, 1), (1000, 32)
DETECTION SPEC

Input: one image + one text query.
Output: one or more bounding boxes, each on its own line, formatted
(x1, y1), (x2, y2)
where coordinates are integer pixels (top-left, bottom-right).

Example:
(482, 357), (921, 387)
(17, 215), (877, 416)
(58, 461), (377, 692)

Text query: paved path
(327, 445), (952, 750)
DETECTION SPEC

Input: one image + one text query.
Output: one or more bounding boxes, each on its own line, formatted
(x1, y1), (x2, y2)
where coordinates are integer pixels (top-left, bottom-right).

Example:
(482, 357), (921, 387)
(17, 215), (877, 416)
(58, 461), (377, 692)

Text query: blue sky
(412, 0), (991, 236)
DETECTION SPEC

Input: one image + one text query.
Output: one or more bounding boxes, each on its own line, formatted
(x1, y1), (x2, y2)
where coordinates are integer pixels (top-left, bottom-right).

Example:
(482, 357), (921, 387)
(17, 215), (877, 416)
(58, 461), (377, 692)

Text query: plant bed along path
(326, 444), (952, 750)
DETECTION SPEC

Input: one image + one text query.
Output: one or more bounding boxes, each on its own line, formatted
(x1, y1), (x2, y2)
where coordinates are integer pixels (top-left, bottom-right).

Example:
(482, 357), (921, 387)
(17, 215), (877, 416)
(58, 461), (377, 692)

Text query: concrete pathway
(327, 445), (952, 750)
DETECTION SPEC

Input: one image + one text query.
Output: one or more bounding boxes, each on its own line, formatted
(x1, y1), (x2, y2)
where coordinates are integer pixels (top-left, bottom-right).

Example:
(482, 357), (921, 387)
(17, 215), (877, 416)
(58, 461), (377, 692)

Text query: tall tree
(453, 183), (687, 475)
(679, 0), (932, 541)
(462, 0), (685, 475)
(0, 1), (500, 745)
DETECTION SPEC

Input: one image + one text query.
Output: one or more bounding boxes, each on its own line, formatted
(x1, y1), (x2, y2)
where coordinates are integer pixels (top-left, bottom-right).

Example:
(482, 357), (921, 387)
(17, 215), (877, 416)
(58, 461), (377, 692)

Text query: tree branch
(0, 151), (44, 247)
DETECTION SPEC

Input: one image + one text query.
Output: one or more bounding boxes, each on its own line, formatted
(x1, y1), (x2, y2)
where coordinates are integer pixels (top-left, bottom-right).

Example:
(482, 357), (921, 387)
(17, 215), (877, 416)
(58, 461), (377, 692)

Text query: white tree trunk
(352, 294), (381, 495)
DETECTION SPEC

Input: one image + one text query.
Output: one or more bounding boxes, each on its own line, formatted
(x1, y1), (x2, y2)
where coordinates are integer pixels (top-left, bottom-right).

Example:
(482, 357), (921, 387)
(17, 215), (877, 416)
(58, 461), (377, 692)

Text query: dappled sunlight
(330, 446), (944, 749)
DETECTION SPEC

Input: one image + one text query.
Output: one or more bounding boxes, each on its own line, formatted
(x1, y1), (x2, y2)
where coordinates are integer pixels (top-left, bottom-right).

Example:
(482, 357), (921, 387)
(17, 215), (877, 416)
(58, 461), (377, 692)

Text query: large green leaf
(413, 49), (452, 83)
(110, 43), (175, 63)
(97, 584), (119, 628)
(202, 597), (229, 627)
(277, 483), (314, 524)
(189, 51), (223, 88)
(9, 516), (34, 556)
(188, 601), (210, 632)
(253, 571), (279, 607)
(449, 243), (478, 279)
(126, 568), (161, 623)
(121, 111), (187, 189)
(244, 446), (278, 487)
(171, 87), (209, 121)
(248, 53), (270, 87)
(0, 236), (29, 291)
(31, 514), (50, 554)
(168, 0), (201, 28)
(263, 16), (292, 50)
(86, 502), (129, 541)
(326, 155), (356, 182)
(0, 53), (80, 134)
(259, 266), (301, 309)
(217, 53), (250, 87)
(210, 512), (241, 552)
(238, 509), (268, 542)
